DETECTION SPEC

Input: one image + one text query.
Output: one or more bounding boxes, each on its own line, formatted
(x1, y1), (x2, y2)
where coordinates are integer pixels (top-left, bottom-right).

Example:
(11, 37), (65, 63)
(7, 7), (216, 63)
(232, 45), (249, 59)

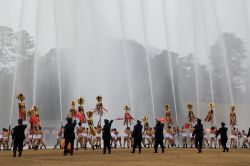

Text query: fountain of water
(53, 0), (63, 124)
(161, 0), (179, 126)
(1, 0), (250, 146)
(200, 1), (216, 126)
(117, 0), (135, 115)
(212, 0), (234, 105)
(9, 0), (25, 127)
(140, 0), (156, 123)
(192, 0), (201, 118)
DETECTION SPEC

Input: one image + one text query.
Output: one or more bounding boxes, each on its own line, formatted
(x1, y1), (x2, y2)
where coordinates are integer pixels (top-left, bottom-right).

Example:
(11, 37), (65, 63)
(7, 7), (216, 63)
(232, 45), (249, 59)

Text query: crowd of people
(1, 121), (249, 152)
(1, 93), (250, 157)
(54, 120), (250, 151)
(1, 117), (250, 157)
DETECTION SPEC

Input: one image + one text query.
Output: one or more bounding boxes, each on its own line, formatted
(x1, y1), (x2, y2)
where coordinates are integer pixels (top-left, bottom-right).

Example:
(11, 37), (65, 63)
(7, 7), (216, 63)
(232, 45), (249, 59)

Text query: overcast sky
(0, 0), (250, 61)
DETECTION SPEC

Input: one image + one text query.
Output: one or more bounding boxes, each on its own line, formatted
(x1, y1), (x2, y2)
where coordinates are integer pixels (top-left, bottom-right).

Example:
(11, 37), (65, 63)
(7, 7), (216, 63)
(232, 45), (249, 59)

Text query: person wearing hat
(131, 120), (143, 153)
(154, 120), (165, 153)
(229, 106), (237, 127)
(192, 118), (203, 153)
(16, 93), (26, 121)
(63, 117), (77, 156)
(216, 122), (229, 152)
(12, 119), (27, 157)
(102, 119), (113, 154)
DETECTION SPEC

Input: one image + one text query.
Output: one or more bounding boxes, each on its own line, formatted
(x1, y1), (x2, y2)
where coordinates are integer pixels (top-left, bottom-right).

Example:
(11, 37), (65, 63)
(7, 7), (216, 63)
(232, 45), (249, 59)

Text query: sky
(0, 0), (250, 60)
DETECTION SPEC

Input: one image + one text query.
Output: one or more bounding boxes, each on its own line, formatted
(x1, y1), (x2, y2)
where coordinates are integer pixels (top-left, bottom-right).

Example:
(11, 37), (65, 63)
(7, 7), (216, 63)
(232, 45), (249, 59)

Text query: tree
(0, 26), (17, 74)
(15, 30), (34, 60)
(210, 33), (248, 99)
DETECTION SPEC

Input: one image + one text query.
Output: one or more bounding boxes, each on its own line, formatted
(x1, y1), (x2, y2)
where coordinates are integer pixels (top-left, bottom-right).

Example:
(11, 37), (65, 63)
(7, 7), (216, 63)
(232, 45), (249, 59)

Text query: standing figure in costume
(230, 105), (237, 127)
(54, 127), (63, 149)
(205, 103), (214, 127)
(209, 127), (217, 148)
(24, 126), (34, 149)
(241, 130), (249, 148)
(86, 111), (94, 126)
(28, 106), (40, 128)
(16, 93), (26, 121)
(77, 97), (86, 123)
(2, 128), (9, 150)
(86, 110), (96, 150)
(67, 101), (76, 119)
(0, 131), (3, 150)
(142, 116), (149, 129)
(164, 126), (172, 148)
(123, 105), (133, 127)
(94, 96), (108, 126)
(36, 126), (46, 150)
(187, 104), (196, 125)
(123, 127), (132, 148)
(180, 126), (188, 148)
(95, 125), (102, 149)
(164, 104), (172, 126)
(76, 122), (84, 150)
(89, 125), (97, 150)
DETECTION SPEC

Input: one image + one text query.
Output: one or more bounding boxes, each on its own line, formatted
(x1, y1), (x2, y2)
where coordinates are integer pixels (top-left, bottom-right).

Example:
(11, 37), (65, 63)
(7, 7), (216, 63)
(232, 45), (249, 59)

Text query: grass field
(0, 148), (249, 166)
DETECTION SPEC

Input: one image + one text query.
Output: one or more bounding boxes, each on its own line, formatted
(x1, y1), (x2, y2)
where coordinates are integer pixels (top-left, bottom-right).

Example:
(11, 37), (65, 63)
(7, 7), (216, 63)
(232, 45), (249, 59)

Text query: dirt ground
(0, 148), (250, 166)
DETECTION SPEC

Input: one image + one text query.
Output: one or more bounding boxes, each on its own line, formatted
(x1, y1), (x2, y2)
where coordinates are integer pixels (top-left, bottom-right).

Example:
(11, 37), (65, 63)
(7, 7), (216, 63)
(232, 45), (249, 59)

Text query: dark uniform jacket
(13, 124), (27, 140)
(216, 127), (228, 140)
(102, 120), (113, 140)
(132, 124), (143, 140)
(63, 120), (77, 140)
(192, 123), (203, 138)
(154, 123), (164, 140)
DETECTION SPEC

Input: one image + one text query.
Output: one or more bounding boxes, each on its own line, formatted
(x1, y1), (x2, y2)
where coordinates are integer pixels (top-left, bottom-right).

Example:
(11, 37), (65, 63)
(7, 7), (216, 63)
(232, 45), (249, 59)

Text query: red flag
(74, 111), (84, 121)
(184, 123), (191, 129)
(115, 117), (124, 120)
(125, 112), (133, 120)
(157, 117), (166, 123)
(29, 115), (39, 125)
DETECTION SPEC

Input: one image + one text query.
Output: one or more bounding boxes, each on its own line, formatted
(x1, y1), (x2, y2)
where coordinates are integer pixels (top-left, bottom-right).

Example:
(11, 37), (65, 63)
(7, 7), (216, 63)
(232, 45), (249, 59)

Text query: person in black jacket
(63, 117), (77, 156)
(131, 120), (143, 153)
(154, 120), (165, 153)
(13, 119), (27, 157)
(192, 119), (203, 153)
(102, 119), (113, 154)
(216, 122), (229, 152)
(247, 128), (250, 138)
